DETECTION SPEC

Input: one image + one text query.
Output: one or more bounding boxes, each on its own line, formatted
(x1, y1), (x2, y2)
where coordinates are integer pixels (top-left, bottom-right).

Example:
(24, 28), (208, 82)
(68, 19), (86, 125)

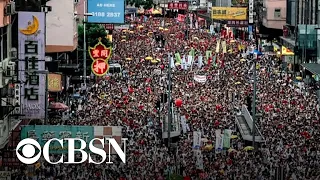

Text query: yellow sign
(19, 16), (39, 35)
(211, 7), (247, 20)
(48, 73), (62, 92)
(281, 46), (294, 55)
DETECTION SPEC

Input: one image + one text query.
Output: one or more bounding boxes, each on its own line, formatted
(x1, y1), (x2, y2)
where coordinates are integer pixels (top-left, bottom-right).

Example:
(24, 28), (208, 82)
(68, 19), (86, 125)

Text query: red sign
(88, 38), (112, 62)
(91, 59), (109, 76)
(168, 2), (188, 10)
(100, 24), (114, 30)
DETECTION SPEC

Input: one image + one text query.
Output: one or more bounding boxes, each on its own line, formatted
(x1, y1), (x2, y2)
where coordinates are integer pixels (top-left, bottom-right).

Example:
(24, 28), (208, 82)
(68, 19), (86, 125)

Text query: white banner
(215, 129), (223, 153)
(195, 150), (204, 170)
(187, 55), (193, 66)
(197, 56), (203, 68)
(180, 116), (187, 133)
(193, 131), (201, 149)
(194, 75), (207, 83)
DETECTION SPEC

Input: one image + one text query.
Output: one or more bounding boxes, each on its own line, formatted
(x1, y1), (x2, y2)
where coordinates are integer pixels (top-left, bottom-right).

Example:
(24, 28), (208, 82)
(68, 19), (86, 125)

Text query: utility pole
(83, 0), (87, 88)
(167, 53), (172, 149)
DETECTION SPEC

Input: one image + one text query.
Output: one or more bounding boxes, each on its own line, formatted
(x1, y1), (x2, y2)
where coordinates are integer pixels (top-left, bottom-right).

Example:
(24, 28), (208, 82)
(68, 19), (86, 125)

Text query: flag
(223, 129), (232, 149)
(170, 56), (175, 69)
(189, 48), (195, 57)
(215, 129), (221, 153)
(175, 53), (182, 64)
(198, 55), (203, 68)
(222, 41), (227, 54)
(193, 131), (201, 149)
(215, 39), (220, 53)
(205, 50), (212, 63)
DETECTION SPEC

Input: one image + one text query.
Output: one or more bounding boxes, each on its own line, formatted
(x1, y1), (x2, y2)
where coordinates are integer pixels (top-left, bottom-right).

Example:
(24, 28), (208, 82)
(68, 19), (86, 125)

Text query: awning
(301, 63), (320, 75)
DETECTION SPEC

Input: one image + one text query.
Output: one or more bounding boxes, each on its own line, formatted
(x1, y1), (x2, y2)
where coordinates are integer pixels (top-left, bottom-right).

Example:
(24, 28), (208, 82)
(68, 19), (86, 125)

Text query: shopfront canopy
(301, 63), (320, 75)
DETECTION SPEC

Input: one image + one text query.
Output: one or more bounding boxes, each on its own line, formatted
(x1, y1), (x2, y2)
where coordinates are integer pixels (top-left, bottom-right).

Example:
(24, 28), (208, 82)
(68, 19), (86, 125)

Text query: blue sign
(21, 125), (94, 153)
(88, 0), (125, 24)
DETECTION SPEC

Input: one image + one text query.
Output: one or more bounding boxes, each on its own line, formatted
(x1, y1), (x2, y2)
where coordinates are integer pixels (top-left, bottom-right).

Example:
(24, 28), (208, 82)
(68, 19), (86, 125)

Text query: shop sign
(88, 38), (112, 62)
(167, 2), (188, 10)
(227, 20), (248, 27)
(281, 46), (294, 55)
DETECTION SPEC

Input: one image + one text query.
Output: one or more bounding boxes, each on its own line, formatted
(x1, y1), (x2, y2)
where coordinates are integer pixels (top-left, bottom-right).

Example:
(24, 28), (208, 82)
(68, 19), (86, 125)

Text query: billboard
(48, 73), (62, 92)
(211, 7), (247, 20)
(21, 125), (122, 154)
(46, 0), (77, 52)
(87, 0), (125, 24)
(18, 12), (46, 120)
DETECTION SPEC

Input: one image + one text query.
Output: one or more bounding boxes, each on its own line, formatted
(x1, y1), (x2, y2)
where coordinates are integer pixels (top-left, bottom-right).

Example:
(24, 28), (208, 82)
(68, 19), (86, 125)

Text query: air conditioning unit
(4, 2), (16, 16)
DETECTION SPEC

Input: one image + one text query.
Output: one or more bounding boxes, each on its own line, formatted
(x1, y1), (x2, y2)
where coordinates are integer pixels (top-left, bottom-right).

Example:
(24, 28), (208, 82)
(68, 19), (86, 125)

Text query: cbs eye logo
(16, 138), (42, 164)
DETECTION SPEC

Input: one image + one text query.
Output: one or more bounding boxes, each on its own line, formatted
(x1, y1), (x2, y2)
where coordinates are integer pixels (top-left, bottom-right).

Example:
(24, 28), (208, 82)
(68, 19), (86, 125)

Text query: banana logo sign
(19, 16), (39, 35)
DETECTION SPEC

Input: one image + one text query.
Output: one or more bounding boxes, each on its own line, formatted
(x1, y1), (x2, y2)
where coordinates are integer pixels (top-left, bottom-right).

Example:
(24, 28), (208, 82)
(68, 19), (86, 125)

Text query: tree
(77, 23), (112, 50)
(126, 0), (155, 9)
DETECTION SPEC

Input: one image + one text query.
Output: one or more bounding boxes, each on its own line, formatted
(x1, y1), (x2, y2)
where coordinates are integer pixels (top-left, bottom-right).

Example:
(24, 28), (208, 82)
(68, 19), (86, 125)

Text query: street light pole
(167, 53), (172, 149)
(252, 56), (257, 148)
(45, 72), (48, 124)
(83, 0), (87, 87)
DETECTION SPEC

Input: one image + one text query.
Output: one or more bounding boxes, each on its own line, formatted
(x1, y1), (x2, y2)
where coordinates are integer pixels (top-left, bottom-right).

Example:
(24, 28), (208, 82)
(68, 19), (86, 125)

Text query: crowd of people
(12, 16), (320, 179)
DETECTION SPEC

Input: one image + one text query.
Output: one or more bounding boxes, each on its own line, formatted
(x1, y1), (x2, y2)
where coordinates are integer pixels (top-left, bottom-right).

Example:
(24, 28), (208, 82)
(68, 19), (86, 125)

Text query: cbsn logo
(16, 138), (128, 165)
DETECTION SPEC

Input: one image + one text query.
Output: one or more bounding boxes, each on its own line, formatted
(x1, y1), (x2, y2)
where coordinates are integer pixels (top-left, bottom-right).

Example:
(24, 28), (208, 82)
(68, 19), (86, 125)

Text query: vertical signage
(18, 12), (46, 119)
(248, 0), (254, 24)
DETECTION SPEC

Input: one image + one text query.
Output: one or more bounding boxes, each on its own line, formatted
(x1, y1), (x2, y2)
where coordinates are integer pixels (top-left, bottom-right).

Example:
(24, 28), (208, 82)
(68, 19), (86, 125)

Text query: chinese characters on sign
(48, 73), (62, 92)
(21, 125), (94, 153)
(18, 12), (46, 120)
(89, 38), (111, 76)
(88, 39), (112, 61)
(91, 59), (109, 76)
(88, 0), (125, 23)
(211, 7), (247, 20)
(227, 20), (248, 27)
(167, 2), (188, 10)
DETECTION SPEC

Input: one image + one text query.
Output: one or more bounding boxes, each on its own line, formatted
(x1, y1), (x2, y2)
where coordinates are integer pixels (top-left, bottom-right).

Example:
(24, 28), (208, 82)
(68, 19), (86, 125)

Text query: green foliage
(78, 23), (112, 49)
(126, 0), (155, 9)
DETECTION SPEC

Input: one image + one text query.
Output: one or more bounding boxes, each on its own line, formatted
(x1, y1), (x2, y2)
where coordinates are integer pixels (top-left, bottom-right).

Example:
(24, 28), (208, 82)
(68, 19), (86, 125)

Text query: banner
(223, 129), (232, 148)
(194, 75), (207, 83)
(180, 116), (187, 133)
(48, 73), (62, 92)
(205, 50), (212, 62)
(198, 56), (203, 68)
(193, 131), (201, 149)
(211, 7), (247, 20)
(222, 41), (227, 53)
(187, 55), (193, 66)
(175, 53), (182, 64)
(215, 39), (221, 53)
(215, 129), (223, 152)
(195, 150), (204, 170)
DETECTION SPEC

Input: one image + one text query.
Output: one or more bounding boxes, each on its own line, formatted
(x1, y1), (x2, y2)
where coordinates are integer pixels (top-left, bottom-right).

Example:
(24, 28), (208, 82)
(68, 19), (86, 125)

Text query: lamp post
(80, 0), (93, 87)
(167, 53), (172, 149)
(35, 70), (49, 125)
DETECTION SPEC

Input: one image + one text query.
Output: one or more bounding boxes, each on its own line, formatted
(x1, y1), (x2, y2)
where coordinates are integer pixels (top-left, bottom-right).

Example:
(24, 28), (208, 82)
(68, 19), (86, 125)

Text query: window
(274, 9), (281, 18)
